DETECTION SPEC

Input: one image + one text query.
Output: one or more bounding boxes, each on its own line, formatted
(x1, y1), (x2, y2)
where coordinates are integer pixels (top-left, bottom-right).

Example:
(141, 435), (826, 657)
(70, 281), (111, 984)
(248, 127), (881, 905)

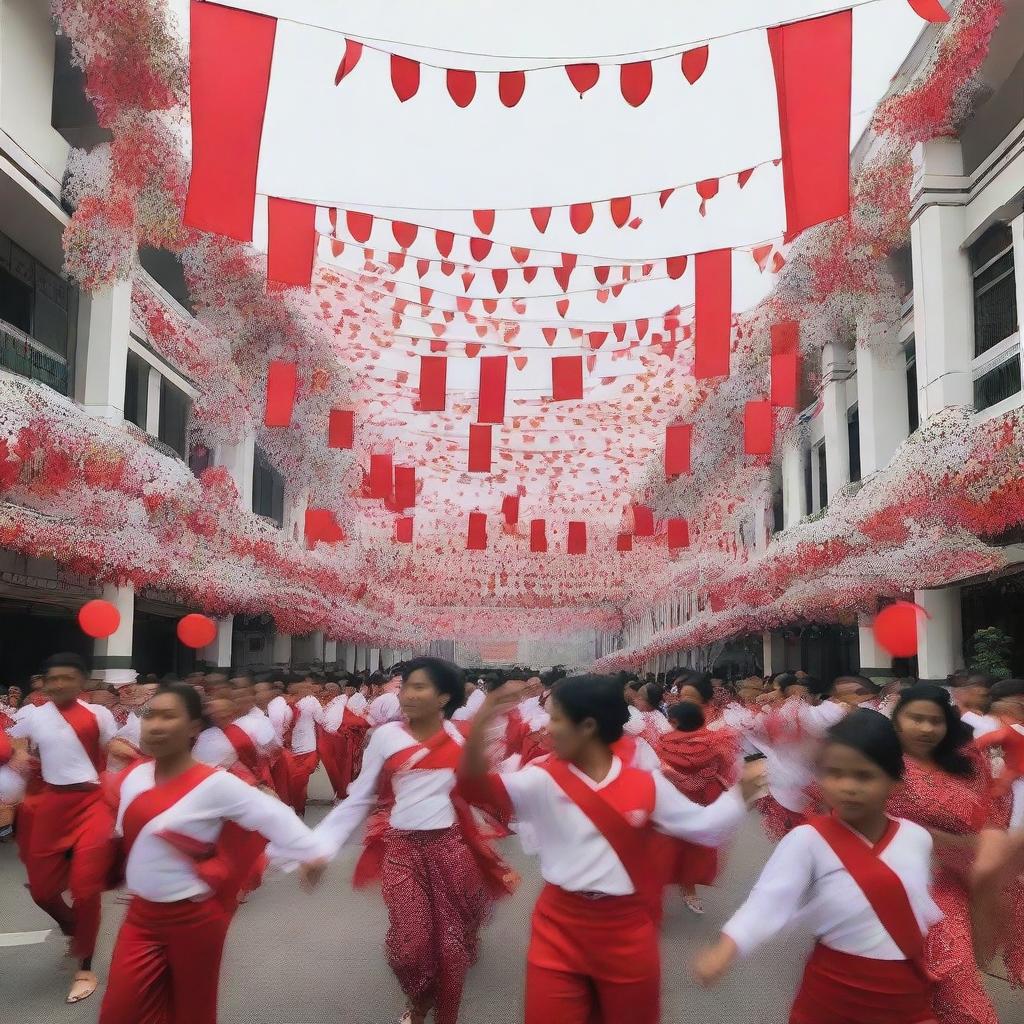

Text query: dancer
(98, 683), (327, 1024)
(632, 682), (671, 749)
(8, 653), (116, 1004)
(693, 710), (941, 1024)
(887, 683), (1007, 1024)
(281, 677), (325, 816)
(658, 700), (740, 914)
(460, 674), (758, 1024)
(315, 657), (515, 1024)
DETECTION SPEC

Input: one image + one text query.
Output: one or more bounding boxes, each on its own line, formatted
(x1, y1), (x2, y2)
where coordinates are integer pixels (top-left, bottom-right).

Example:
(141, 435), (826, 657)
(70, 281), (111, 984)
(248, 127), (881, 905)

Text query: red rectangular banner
(664, 423), (692, 477)
(478, 355), (508, 423)
(419, 355), (447, 412)
(468, 424), (492, 472)
(264, 360), (297, 427)
(551, 354), (584, 401)
(328, 409), (354, 449)
(694, 249), (732, 379)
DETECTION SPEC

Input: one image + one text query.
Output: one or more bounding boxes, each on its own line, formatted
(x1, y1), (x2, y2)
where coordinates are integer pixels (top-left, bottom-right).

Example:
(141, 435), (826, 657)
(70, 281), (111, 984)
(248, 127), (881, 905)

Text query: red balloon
(78, 599), (121, 639)
(177, 613), (217, 649)
(873, 601), (925, 658)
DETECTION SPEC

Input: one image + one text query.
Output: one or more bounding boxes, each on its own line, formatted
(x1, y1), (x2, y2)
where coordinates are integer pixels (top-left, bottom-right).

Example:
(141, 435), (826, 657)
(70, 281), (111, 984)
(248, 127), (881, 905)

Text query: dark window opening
(138, 248), (194, 315)
(974, 354), (1022, 412)
(905, 344), (919, 433)
(847, 405), (861, 483)
(189, 444), (212, 478)
(803, 448), (813, 519)
(158, 378), (190, 458)
(817, 443), (828, 511)
(971, 224), (1017, 357)
(890, 246), (913, 303)
(51, 34), (111, 151)
(124, 351), (149, 429)
(252, 448), (285, 527)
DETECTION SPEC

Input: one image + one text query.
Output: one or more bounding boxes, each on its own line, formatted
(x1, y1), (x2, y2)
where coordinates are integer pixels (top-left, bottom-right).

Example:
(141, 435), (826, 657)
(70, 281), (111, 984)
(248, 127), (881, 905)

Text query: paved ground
(1, 766), (1018, 1023)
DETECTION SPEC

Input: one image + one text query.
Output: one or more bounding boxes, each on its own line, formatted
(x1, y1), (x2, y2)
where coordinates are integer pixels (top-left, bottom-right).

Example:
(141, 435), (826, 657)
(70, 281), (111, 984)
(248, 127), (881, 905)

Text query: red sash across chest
(222, 722), (270, 786)
(57, 700), (104, 776)
(121, 763), (216, 858)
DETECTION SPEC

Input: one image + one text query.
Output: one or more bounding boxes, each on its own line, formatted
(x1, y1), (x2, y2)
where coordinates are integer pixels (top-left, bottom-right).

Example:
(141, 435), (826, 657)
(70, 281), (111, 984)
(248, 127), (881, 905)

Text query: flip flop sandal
(66, 970), (98, 1004)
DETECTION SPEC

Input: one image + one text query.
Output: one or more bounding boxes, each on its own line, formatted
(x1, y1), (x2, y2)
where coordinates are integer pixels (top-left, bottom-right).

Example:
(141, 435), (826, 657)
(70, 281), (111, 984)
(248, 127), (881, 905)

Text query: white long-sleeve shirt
(9, 699), (117, 785)
(367, 691), (402, 730)
(323, 694), (349, 733)
(116, 761), (326, 902)
(316, 721), (463, 856)
(723, 818), (941, 959)
(238, 707), (279, 753)
(497, 756), (746, 895)
(193, 727), (239, 769)
(452, 687), (486, 721)
(347, 692), (368, 714)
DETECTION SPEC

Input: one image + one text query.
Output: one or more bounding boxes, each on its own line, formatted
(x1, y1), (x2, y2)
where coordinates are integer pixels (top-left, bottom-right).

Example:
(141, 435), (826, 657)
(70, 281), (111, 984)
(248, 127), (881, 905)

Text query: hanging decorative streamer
(477, 355), (508, 423)
(393, 465), (417, 509)
(770, 321), (801, 408)
(631, 505), (655, 537)
(468, 424), (493, 472)
(327, 408), (354, 448)
(368, 453), (394, 499)
(264, 360), (297, 427)
(395, 516), (414, 543)
(616, 533), (633, 552)
(693, 249), (732, 379)
(266, 198), (317, 287)
(667, 518), (690, 549)
(664, 423), (692, 477)
(467, 511), (488, 550)
(419, 355), (447, 411)
(743, 400), (774, 456)
(530, 518), (548, 553)
(567, 521), (587, 554)
(551, 354), (584, 401)
(304, 508), (345, 547)
(502, 495), (520, 525)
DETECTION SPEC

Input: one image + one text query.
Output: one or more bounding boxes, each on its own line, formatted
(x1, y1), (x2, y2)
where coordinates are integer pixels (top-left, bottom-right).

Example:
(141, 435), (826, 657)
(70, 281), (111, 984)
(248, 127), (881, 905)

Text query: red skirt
(758, 793), (806, 842)
(790, 944), (935, 1024)
(671, 838), (718, 888)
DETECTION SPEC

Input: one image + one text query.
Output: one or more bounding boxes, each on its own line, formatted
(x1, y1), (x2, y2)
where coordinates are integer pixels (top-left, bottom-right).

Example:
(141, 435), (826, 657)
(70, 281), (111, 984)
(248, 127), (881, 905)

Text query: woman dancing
(314, 657), (515, 1024)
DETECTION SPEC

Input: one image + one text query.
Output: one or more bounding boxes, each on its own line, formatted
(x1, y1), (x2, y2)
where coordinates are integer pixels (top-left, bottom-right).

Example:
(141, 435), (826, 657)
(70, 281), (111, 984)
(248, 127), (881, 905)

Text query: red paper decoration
(468, 424), (492, 473)
(616, 533), (633, 552)
(393, 466), (416, 509)
(666, 255), (688, 280)
(502, 495), (520, 525)
(906, 0), (951, 21)
(305, 509), (345, 547)
(334, 39), (363, 84)
(419, 355), (447, 412)
(177, 613), (217, 649)
(566, 63), (600, 96)
(873, 601), (926, 657)
(368, 453), (393, 499)
(499, 70), (526, 107)
(447, 68), (477, 107)
(478, 356), (507, 423)
(395, 517), (414, 543)
(664, 423), (692, 477)
(570, 203), (594, 234)
(391, 54), (420, 101)
(531, 207), (552, 232)
(770, 321), (801, 408)
(681, 46), (709, 84)
(610, 196), (632, 227)
(567, 521), (587, 554)
(667, 518), (690, 549)
(632, 505), (655, 537)
(347, 210), (373, 243)
(78, 599), (120, 639)
(744, 400), (774, 456)
(467, 512), (488, 550)
(551, 355), (583, 402)
(694, 249), (732, 379)
(267, 199), (316, 288)
(474, 209), (495, 234)
(328, 409), (354, 449)
(530, 519), (548, 553)
(392, 221), (418, 248)
(620, 61), (653, 106)
(264, 360), (297, 427)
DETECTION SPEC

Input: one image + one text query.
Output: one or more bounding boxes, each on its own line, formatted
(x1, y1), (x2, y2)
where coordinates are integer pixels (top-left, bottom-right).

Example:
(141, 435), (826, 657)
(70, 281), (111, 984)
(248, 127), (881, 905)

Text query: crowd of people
(1, 655), (1023, 1024)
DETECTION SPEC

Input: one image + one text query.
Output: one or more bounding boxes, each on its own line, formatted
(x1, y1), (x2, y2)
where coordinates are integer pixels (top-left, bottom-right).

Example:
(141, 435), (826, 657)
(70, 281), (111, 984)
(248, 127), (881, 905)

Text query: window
(138, 248), (194, 314)
(51, 35), (111, 151)
(158, 378), (190, 458)
(905, 343), (919, 433)
(252, 448), (285, 527)
(771, 467), (784, 534)
(817, 442), (828, 511)
(124, 351), (149, 429)
(971, 224), (1017, 357)
(974, 353), (1022, 412)
(847, 404), (861, 483)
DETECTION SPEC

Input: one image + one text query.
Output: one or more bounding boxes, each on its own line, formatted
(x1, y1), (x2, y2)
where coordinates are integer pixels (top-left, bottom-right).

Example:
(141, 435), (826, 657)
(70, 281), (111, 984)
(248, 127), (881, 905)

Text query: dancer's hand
(478, 682), (526, 723)
(738, 760), (768, 805)
(298, 857), (329, 892)
(691, 936), (738, 987)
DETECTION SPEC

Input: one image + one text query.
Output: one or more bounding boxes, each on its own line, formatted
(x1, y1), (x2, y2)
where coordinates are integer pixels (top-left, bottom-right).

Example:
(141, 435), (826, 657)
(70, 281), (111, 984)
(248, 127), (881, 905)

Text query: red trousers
(790, 944), (935, 1024)
(25, 785), (114, 960)
(99, 897), (231, 1024)
(286, 750), (319, 817)
(269, 751), (291, 802)
(525, 885), (659, 1024)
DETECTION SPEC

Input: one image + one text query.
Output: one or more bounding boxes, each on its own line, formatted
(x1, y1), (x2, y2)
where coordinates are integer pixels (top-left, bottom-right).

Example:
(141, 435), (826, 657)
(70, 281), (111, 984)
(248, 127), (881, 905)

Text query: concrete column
(369, 649), (381, 672)
(1012, 213), (1024, 322)
(343, 644), (356, 672)
(80, 282), (131, 421)
(144, 365), (162, 437)
(910, 139), (973, 419)
(809, 442), (823, 513)
(271, 630), (292, 668)
(200, 615), (234, 670)
(324, 639), (338, 668)
(821, 342), (851, 502)
(762, 631), (786, 676)
(93, 582), (135, 678)
(309, 631), (326, 666)
(215, 434), (256, 510)
(857, 614), (894, 681)
(915, 587), (964, 683)
(855, 322), (911, 475)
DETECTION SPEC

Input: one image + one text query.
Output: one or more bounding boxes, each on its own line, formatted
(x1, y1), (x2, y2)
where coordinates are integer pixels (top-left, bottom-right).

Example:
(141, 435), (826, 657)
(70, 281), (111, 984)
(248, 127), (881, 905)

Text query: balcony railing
(0, 319), (69, 395)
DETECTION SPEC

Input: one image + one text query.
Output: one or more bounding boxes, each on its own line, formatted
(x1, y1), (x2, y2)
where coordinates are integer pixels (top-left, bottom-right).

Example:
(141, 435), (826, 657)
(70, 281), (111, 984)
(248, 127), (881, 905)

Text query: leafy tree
(969, 627), (1013, 680)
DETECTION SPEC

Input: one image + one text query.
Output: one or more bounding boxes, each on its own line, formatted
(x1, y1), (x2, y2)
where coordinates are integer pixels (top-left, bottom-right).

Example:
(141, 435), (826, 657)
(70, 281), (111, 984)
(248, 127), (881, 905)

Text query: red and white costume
(317, 693), (369, 799)
(9, 698), (117, 960)
(723, 816), (941, 1024)
(316, 720), (513, 1024)
(267, 694), (324, 815)
(98, 761), (324, 1024)
(461, 753), (745, 1024)
(452, 686), (486, 722)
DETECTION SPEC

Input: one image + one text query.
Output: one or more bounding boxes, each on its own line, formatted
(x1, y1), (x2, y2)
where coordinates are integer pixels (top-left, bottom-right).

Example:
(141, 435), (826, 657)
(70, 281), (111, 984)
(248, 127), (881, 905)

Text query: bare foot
(66, 970), (98, 1004)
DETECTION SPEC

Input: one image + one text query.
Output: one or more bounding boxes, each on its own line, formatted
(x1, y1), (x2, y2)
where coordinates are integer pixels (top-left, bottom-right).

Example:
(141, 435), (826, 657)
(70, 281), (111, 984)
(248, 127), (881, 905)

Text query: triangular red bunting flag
(435, 229), (454, 257)
(478, 356), (507, 423)
(566, 63), (600, 96)
(659, 189), (674, 208)
(666, 255), (688, 280)
(664, 423), (691, 477)
(744, 400), (774, 456)
(613, 322), (627, 343)
(393, 221), (418, 248)
(694, 249), (732, 379)
(554, 266), (572, 291)
(531, 207), (552, 232)
(511, 246), (531, 264)
(391, 54), (420, 101)
(264, 360), (297, 427)
(305, 509), (345, 548)
(335, 39), (363, 84)
(636, 318), (649, 340)
(523, 266), (539, 284)
(468, 424), (493, 472)
(395, 517), (413, 543)
(620, 61), (653, 106)
(556, 299), (570, 318)
(499, 70), (526, 107)
(530, 519), (548, 553)
(737, 167), (755, 188)
(328, 409), (354, 449)
(502, 495), (520, 525)
(347, 210), (373, 242)
(542, 327), (558, 345)
(474, 209), (495, 234)
(594, 266), (611, 285)
(569, 203), (594, 234)
(610, 196), (632, 227)
(447, 68), (477, 107)
(467, 512), (488, 550)
(906, 0), (950, 22)
(681, 46), (709, 84)
(667, 518), (690, 549)
(770, 321), (800, 408)
(492, 269), (509, 293)
(551, 355), (583, 401)
(470, 237), (493, 261)
(588, 332), (607, 350)
(419, 355), (447, 411)
(567, 521), (587, 555)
